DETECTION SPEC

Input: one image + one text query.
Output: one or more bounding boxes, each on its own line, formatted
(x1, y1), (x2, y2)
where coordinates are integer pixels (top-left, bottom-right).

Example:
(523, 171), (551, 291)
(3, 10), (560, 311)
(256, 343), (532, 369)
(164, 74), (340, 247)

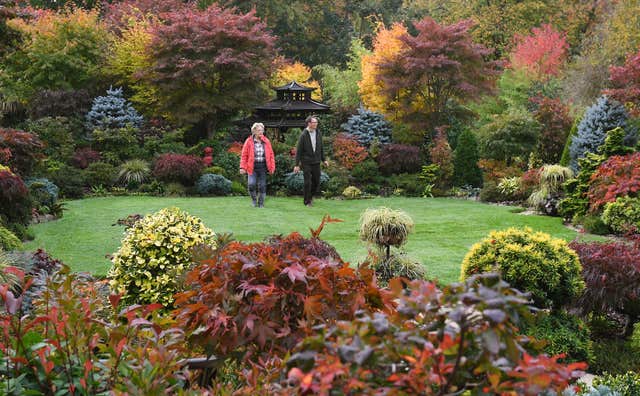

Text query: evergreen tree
(559, 115), (580, 167)
(569, 95), (634, 171)
(341, 107), (392, 147)
(85, 87), (143, 131)
(453, 129), (482, 187)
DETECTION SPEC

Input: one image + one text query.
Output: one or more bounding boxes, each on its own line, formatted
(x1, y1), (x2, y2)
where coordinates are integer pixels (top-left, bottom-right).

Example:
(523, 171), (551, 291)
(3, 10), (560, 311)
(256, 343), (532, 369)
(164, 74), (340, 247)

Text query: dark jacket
(295, 128), (325, 166)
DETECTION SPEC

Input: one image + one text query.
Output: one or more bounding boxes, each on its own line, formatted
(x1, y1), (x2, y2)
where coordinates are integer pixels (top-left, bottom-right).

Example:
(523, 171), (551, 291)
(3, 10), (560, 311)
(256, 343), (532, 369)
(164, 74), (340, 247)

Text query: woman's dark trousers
(248, 161), (267, 207)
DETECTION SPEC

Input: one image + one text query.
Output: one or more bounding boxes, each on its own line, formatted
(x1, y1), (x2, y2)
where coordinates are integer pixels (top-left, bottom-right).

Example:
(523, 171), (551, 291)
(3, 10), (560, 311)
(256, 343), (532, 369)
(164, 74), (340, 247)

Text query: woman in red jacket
(240, 122), (276, 207)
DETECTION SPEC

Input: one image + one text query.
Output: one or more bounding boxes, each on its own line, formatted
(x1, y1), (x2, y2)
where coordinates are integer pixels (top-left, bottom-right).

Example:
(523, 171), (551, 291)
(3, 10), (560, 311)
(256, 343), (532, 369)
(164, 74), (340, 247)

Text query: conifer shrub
(25, 116), (78, 162)
(284, 171), (329, 194)
(109, 207), (215, 307)
(377, 144), (421, 175)
(524, 310), (593, 364)
(0, 225), (21, 251)
(461, 227), (584, 310)
(453, 129), (483, 187)
(25, 178), (59, 208)
(569, 95), (633, 171)
(152, 153), (203, 186)
(602, 196), (640, 234)
(195, 173), (231, 196)
(84, 161), (117, 188)
(341, 107), (392, 147)
(49, 165), (85, 199)
(85, 86), (143, 131)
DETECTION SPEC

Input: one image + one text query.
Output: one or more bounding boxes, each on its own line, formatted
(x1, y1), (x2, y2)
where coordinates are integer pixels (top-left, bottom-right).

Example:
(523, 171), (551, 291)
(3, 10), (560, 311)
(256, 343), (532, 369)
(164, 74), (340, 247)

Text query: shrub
(351, 158), (383, 184)
(498, 176), (522, 200)
(559, 152), (605, 220)
(341, 185), (362, 199)
(453, 129), (483, 187)
(90, 125), (141, 162)
(0, 128), (44, 176)
(71, 147), (101, 169)
(429, 129), (454, 189)
(372, 253), (426, 286)
(109, 207), (215, 307)
(569, 237), (640, 324)
(202, 165), (226, 176)
(174, 228), (391, 361)
(477, 158), (523, 184)
(85, 86), (143, 131)
(360, 207), (414, 261)
(25, 178), (59, 208)
(84, 161), (117, 188)
(271, 153), (295, 192)
(25, 116), (77, 162)
(602, 196), (640, 234)
(196, 173), (231, 196)
(479, 110), (541, 163)
(340, 107), (392, 147)
(461, 227), (584, 310)
(213, 150), (241, 181)
(377, 144), (421, 175)
(27, 89), (92, 119)
(582, 214), (611, 235)
(163, 182), (187, 197)
(386, 173), (424, 197)
(0, 226), (21, 251)
(323, 171), (349, 198)
(0, 169), (31, 227)
(592, 372), (640, 395)
(117, 159), (150, 187)
(49, 165), (85, 199)
(632, 322), (640, 352)
(479, 180), (508, 202)
(528, 165), (573, 215)
(524, 310), (593, 364)
(590, 339), (640, 376)
(587, 152), (640, 211)
(152, 153), (203, 186)
(533, 97), (573, 164)
(569, 95), (632, 171)
(280, 275), (586, 395)
(332, 133), (367, 169)
(284, 171), (329, 194)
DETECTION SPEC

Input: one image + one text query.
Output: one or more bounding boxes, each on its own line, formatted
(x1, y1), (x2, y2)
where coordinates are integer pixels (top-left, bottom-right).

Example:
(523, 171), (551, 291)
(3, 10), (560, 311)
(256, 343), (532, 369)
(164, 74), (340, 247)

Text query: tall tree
(141, 5), (277, 137)
(511, 24), (569, 81)
(606, 49), (640, 116)
(0, 8), (111, 103)
(270, 60), (322, 101)
(374, 17), (501, 136)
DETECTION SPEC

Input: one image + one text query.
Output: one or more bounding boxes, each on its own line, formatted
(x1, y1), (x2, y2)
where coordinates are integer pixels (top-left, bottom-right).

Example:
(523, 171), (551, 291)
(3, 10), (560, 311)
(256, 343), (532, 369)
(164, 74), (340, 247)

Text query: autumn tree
(373, 17), (501, 137)
(511, 24), (569, 81)
(533, 97), (573, 164)
(0, 8), (111, 102)
(270, 60), (321, 101)
(606, 49), (640, 116)
(0, 0), (19, 59)
(359, 23), (408, 121)
(141, 5), (277, 137)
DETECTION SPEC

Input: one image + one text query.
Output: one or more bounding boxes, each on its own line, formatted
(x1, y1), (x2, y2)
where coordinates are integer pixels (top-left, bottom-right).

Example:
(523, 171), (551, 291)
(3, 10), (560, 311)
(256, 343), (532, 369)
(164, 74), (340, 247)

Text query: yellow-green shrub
(460, 227), (584, 309)
(342, 185), (362, 199)
(0, 225), (21, 251)
(109, 207), (215, 307)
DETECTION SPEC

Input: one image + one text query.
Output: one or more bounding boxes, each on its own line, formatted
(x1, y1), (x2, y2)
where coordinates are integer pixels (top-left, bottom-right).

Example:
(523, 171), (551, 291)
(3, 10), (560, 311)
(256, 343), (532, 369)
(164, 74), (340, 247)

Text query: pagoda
(252, 81), (330, 134)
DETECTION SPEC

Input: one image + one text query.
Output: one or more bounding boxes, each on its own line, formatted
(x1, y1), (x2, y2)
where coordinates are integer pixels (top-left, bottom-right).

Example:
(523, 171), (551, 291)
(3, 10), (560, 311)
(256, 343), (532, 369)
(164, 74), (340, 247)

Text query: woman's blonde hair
(251, 122), (265, 134)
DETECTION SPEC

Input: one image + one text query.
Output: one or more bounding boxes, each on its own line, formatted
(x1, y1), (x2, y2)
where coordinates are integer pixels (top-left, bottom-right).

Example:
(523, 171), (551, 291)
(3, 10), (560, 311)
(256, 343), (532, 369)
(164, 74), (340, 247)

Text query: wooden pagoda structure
(242, 81), (330, 138)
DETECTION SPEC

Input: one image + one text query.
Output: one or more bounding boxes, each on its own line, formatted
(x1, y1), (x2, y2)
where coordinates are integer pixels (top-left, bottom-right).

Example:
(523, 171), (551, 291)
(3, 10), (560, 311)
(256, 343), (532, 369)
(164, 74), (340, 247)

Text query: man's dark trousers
(303, 162), (321, 205)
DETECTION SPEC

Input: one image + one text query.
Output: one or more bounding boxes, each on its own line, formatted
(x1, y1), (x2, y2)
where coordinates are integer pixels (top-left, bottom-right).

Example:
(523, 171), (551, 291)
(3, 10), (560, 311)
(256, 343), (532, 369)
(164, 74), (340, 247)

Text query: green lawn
(25, 196), (593, 284)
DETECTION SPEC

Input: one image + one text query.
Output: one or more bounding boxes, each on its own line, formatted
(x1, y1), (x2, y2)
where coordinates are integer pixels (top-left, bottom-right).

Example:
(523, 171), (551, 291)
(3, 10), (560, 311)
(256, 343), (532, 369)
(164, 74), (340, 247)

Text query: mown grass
(25, 196), (596, 284)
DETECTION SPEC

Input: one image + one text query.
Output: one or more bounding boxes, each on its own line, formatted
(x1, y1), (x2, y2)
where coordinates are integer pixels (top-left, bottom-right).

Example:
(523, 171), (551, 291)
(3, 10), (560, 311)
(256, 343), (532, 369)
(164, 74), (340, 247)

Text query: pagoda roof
(255, 98), (329, 111)
(273, 80), (315, 91)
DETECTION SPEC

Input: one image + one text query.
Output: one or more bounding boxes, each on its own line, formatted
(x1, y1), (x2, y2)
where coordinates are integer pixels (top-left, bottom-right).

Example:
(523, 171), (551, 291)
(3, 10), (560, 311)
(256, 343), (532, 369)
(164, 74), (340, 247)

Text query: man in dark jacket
(293, 116), (328, 206)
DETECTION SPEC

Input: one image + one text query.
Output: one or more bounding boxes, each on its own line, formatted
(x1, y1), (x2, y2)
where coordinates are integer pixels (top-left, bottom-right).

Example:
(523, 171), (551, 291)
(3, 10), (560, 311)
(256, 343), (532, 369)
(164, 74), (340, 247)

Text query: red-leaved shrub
(174, 229), (393, 361)
(0, 169), (32, 226)
(152, 153), (203, 185)
(0, 128), (44, 176)
(71, 147), (101, 169)
(533, 97), (572, 164)
(332, 133), (367, 169)
(570, 236), (640, 323)
(478, 158), (523, 184)
(226, 141), (242, 156)
(377, 144), (421, 175)
(279, 275), (586, 395)
(587, 152), (640, 211)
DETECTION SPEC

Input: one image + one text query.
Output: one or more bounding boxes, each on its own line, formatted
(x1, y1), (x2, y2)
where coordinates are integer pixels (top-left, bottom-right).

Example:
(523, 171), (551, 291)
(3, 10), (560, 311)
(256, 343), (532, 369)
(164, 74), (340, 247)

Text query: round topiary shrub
(284, 171), (329, 194)
(0, 225), (22, 251)
(602, 196), (640, 234)
(460, 227), (584, 309)
(342, 185), (362, 199)
(108, 207), (215, 307)
(153, 153), (203, 186)
(196, 173), (231, 196)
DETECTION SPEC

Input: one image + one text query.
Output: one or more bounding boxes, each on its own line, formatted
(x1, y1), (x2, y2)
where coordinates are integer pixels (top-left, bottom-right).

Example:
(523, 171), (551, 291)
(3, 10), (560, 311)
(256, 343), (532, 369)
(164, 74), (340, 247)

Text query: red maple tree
(511, 24), (569, 80)
(606, 49), (640, 115)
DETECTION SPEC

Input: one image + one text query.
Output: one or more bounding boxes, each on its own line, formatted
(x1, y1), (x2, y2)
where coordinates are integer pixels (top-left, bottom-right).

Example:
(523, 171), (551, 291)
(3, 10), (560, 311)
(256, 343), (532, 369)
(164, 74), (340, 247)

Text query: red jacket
(240, 135), (276, 175)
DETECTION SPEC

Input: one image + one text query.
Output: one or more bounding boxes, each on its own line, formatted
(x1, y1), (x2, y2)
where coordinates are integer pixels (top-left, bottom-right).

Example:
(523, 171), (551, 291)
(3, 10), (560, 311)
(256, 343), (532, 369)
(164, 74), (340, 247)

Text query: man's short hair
(305, 115), (318, 125)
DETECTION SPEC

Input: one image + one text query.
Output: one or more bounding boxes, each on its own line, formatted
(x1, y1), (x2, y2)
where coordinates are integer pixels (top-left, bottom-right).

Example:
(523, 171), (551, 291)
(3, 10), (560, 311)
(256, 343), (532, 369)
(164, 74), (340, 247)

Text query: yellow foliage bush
(109, 207), (215, 307)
